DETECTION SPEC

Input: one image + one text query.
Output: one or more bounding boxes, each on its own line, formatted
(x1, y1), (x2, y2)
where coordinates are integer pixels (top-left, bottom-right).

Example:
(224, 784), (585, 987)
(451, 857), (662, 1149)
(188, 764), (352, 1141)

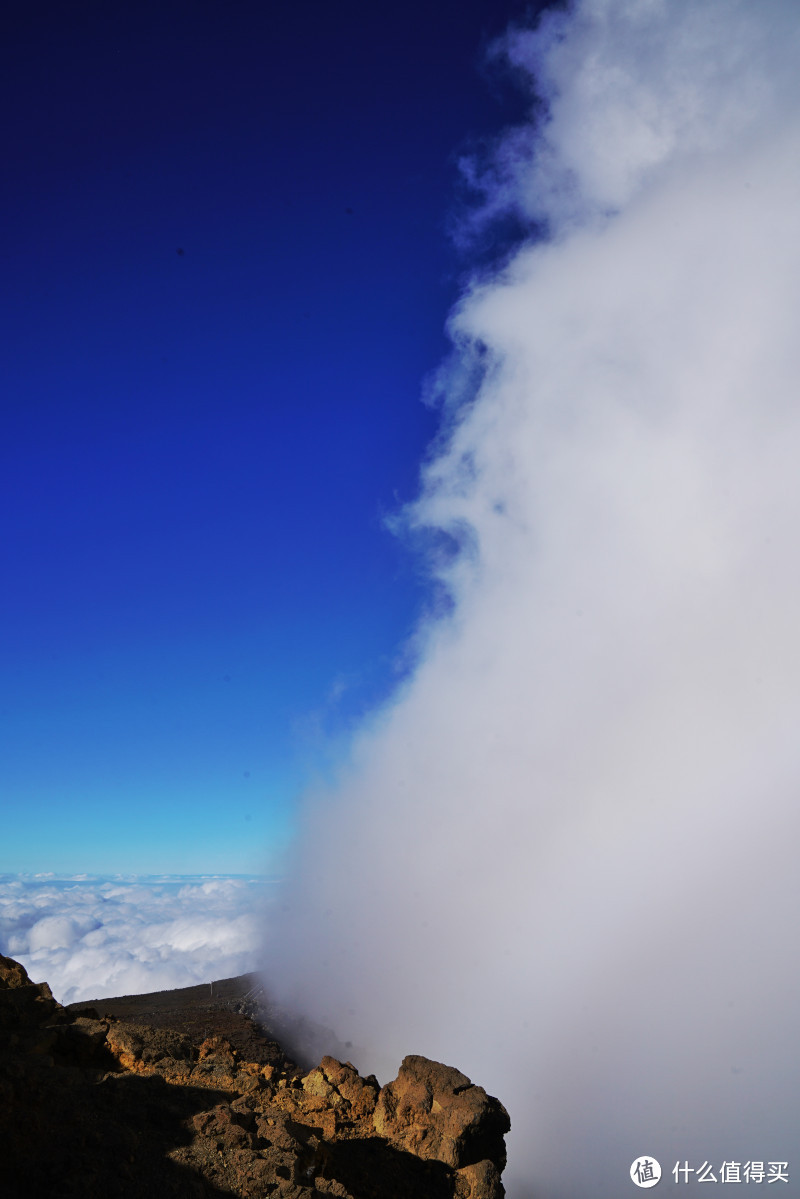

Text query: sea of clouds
(0, 874), (269, 1004)
(264, 3), (800, 1197)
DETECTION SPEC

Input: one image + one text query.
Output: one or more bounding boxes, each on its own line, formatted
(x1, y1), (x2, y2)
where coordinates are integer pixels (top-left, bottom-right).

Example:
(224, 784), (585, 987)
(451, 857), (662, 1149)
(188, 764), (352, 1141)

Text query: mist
(264, 2), (800, 1194)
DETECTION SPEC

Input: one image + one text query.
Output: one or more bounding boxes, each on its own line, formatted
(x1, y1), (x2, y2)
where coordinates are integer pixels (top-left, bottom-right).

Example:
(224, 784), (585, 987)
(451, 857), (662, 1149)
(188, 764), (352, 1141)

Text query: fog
(264, 2), (800, 1194)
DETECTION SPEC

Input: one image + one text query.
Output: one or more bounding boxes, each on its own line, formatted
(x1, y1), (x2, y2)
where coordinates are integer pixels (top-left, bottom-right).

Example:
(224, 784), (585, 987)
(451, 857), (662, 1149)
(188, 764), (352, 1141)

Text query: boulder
(374, 1054), (510, 1178)
(0, 954), (32, 988)
(454, 1159), (506, 1199)
(302, 1055), (380, 1119)
(0, 954), (62, 1030)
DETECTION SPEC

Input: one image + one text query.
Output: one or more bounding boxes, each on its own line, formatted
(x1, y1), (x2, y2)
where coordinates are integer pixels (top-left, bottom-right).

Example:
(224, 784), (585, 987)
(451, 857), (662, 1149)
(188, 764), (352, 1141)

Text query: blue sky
(2, 0), (543, 874)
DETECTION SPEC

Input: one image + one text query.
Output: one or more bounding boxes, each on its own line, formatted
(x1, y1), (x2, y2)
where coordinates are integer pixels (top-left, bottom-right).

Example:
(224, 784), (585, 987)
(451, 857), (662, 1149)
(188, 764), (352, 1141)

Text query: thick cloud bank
(265, 3), (800, 1196)
(0, 875), (267, 1004)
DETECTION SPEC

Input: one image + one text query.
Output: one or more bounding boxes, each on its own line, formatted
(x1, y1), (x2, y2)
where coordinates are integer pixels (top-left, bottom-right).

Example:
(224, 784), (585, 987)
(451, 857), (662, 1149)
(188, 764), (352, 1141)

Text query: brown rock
(0, 953), (32, 988)
(198, 1034), (237, 1067)
(374, 1054), (510, 1171)
(302, 1063), (342, 1104)
(454, 1159), (506, 1199)
(58, 1016), (113, 1066)
(315, 1056), (381, 1119)
(0, 974), (61, 1030)
(105, 1023), (146, 1071)
(106, 1021), (195, 1072)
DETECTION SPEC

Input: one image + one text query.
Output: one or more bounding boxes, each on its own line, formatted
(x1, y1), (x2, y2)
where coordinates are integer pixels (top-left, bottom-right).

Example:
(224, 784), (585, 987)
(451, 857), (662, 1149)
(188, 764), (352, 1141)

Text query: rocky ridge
(1, 954), (509, 1198)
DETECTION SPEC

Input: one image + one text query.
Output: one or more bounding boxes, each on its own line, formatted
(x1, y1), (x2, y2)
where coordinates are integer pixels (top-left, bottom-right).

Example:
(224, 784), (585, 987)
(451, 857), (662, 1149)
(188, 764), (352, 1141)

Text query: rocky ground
(1, 954), (509, 1199)
(67, 973), (292, 1074)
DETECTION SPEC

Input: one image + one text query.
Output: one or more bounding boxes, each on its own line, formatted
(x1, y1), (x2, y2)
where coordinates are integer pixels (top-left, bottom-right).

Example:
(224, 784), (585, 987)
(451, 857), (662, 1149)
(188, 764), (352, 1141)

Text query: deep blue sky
(2, 0), (543, 874)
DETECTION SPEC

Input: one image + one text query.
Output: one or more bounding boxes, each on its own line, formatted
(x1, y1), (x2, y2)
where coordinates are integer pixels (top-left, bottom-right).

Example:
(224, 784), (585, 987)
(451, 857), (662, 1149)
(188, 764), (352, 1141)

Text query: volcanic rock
(374, 1055), (509, 1188)
(1, 954), (32, 988)
(0, 956), (509, 1198)
(0, 952), (63, 1030)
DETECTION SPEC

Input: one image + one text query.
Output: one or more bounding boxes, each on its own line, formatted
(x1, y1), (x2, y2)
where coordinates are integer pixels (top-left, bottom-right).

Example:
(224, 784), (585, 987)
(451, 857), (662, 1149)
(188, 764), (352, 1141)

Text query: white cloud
(482, 0), (800, 235)
(265, 4), (800, 1197)
(0, 875), (269, 1004)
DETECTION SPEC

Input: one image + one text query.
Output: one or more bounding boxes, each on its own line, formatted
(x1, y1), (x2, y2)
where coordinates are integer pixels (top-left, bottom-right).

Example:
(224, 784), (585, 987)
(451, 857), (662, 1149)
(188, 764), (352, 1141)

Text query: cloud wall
(265, 3), (800, 1195)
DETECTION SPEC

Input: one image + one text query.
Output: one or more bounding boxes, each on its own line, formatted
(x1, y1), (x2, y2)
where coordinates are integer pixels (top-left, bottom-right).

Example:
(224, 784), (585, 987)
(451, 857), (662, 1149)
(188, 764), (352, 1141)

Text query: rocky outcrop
(0, 951), (63, 1030)
(1, 954), (31, 988)
(0, 955), (509, 1199)
(374, 1056), (509, 1198)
